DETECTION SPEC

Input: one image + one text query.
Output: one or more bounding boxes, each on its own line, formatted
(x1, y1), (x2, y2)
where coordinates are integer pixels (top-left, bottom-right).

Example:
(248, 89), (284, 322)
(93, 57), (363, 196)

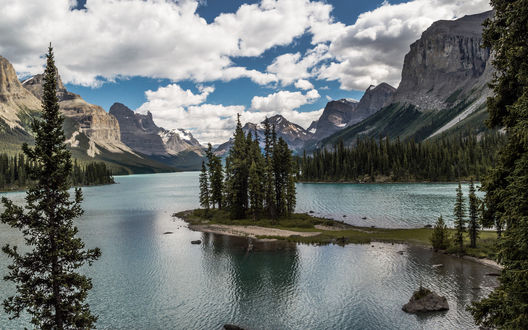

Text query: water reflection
(199, 233), (300, 329)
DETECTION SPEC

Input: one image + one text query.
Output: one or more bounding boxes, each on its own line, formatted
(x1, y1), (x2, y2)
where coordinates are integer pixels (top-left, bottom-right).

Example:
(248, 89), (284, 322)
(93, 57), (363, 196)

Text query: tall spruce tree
(1, 45), (101, 329)
(263, 118), (276, 218)
(469, 1), (528, 327)
(226, 114), (249, 219)
(206, 143), (223, 209)
(248, 160), (262, 220)
(453, 182), (466, 255)
(199, 161), (210, 211)
(468, 179), (479, 248)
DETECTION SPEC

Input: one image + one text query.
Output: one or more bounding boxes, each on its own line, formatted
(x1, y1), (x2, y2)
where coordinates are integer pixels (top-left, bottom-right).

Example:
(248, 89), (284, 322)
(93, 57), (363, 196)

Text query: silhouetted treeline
(300, 131), (506, 182)
(0, 153), (114, 190)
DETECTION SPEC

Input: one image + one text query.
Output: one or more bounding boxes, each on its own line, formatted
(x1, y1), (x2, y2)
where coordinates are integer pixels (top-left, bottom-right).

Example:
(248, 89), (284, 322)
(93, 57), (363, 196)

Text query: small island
(175, 208), (500, 267)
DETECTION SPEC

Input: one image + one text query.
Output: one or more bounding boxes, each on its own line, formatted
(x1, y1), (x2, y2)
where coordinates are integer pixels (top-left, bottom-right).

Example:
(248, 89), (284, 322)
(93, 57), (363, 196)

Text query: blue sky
(67, 0), (408, 111)
(2, 0), (490, 143)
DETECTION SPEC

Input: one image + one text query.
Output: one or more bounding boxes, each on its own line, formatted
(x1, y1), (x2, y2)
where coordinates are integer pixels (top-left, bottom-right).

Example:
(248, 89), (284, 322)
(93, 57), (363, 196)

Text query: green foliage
(452, 182), (466, 255)
(468, 179), (480, 248)
(198, 115), (296, 221)
(300, 131), (505, 182)
(430, 215), (449, 251)
(1, 45), (100, 329)
(206, 143), (223, 209)
(469, 1), (528, 327)
(199, 161), (210, 210)
(0, 152), (114, 191)
(412, 287), (433, 301)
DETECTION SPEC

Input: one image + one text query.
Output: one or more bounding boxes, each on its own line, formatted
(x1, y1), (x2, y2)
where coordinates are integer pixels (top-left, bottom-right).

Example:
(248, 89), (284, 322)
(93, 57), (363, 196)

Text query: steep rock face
(312, 83), (395, 141)
(392, 11), (493, 110)
(312, 99), (358, 140)
(0, 56), (41, 129)
(23, 73), (126, 154)
(108, 103), (166, 155)
(348, 83), (396, 126)
(109, 102), (204, 156)
(317, 11), (495, 150)
(214, 114), (313, 156)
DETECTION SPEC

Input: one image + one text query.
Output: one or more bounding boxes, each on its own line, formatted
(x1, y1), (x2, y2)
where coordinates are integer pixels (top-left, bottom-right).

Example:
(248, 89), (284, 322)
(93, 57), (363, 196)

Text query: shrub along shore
(175, 209), (500, 267)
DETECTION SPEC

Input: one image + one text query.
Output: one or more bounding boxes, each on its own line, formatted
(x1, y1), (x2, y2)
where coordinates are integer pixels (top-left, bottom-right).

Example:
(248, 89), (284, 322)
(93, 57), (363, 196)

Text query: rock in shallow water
(224, 324), (245, 330)
(402, 287), (449, 313)
(191, 240), (201, 245)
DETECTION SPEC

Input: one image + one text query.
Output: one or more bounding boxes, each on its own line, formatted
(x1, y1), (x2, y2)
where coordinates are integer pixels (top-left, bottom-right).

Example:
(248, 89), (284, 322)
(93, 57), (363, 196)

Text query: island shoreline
(175, 209), (502, 271)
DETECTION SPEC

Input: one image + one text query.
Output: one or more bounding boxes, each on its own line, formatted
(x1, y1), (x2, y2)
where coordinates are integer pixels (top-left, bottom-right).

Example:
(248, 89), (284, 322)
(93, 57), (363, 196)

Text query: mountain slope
(0, 56), (175, 174)
(0, 56), (42, 151)
(318, 11), (494, 149)
(109, 102), (204, 170)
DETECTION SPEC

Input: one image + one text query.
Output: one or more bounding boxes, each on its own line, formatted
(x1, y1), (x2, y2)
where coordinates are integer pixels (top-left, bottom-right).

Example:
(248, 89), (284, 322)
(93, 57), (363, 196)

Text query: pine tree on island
(1, 45), (101, 329)
(198, 114), (296, 221)
(206, 143), (223, 209)
(467, 179), (480, 248)
(452, 182), (466, 255)
(199, 161), (210, 212)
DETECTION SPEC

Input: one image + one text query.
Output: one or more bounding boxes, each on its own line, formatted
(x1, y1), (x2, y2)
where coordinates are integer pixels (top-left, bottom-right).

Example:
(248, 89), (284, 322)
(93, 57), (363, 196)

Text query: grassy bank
(175, 209), (498, 260)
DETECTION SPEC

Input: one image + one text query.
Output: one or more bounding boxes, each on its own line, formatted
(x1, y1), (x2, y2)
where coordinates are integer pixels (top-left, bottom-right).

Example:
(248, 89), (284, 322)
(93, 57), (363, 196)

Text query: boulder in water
(191, 240), (201, 245)
(224, 325), (245, 330)
(402, 287), (449, 313)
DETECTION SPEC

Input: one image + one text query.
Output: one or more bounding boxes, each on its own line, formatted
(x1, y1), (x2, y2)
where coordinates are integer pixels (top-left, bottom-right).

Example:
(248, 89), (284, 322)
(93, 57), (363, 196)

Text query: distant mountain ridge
(0, 55), (201, 173)
(214, 114), (313, 156)
(109, 102), (205, 170)
(317, 11), (494, 150)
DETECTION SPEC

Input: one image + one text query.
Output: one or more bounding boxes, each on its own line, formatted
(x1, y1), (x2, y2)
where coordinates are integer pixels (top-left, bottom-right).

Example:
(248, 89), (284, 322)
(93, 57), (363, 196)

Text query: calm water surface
(0, 172), (497, 329)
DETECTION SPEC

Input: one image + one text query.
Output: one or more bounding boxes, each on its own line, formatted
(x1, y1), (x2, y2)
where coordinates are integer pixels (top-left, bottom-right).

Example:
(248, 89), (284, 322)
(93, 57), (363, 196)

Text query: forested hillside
(0, 153), (114, 191)
(300, 131), (506, 182)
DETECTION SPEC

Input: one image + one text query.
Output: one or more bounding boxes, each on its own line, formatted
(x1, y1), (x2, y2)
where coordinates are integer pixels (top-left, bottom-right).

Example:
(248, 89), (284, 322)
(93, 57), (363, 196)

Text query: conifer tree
(1, 45), (101, 329)
(469, 1), (528, 327)
(248, 160), (262, 220)
(263, 118), (276, 218)
(226, 114), (249, 218)
(468, 179), (479, 248)
(199, 161), (210, 211)
(206, 143), (223, 209)
(430, 215), (449, 251)
(452, 182), (466, 255)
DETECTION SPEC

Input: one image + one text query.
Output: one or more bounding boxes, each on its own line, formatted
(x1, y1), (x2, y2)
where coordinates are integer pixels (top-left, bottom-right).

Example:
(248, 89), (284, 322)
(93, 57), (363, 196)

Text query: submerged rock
(224, 324), (245, 330)
(191, 240), (201, 245)
(402, 287), (449, 313)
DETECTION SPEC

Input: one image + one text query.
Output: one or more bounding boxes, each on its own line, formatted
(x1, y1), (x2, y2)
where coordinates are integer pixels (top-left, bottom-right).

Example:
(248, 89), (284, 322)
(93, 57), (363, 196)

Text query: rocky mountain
(0, 56), (177, 174)
(310, 83), (395, 141)
(0, 56), (42, 149)
(392, 11), (493, 111)
(318, 11), (494, 149)
(311, 99), (358, 140)
(348, 83), (396, 126)
(215, 114), (313, 156)
(109, 102), (203, 156)
(109, 102), (204, 169)
(23, 73), (130, 157)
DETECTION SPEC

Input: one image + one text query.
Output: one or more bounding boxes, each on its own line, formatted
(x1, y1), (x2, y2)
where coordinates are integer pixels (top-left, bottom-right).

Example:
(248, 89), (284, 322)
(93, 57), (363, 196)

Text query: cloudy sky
(1, 0), (490, 144)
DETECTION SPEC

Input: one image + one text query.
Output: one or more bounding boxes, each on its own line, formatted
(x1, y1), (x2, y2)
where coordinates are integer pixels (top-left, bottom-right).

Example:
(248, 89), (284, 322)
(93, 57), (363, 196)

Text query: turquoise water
(0, 172), (496, 329)
(296, 181), (484, 228)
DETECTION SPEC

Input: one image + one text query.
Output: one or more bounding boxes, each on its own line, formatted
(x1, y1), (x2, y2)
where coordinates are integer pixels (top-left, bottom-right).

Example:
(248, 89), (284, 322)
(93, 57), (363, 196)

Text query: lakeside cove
(175, 209), (502, 270)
